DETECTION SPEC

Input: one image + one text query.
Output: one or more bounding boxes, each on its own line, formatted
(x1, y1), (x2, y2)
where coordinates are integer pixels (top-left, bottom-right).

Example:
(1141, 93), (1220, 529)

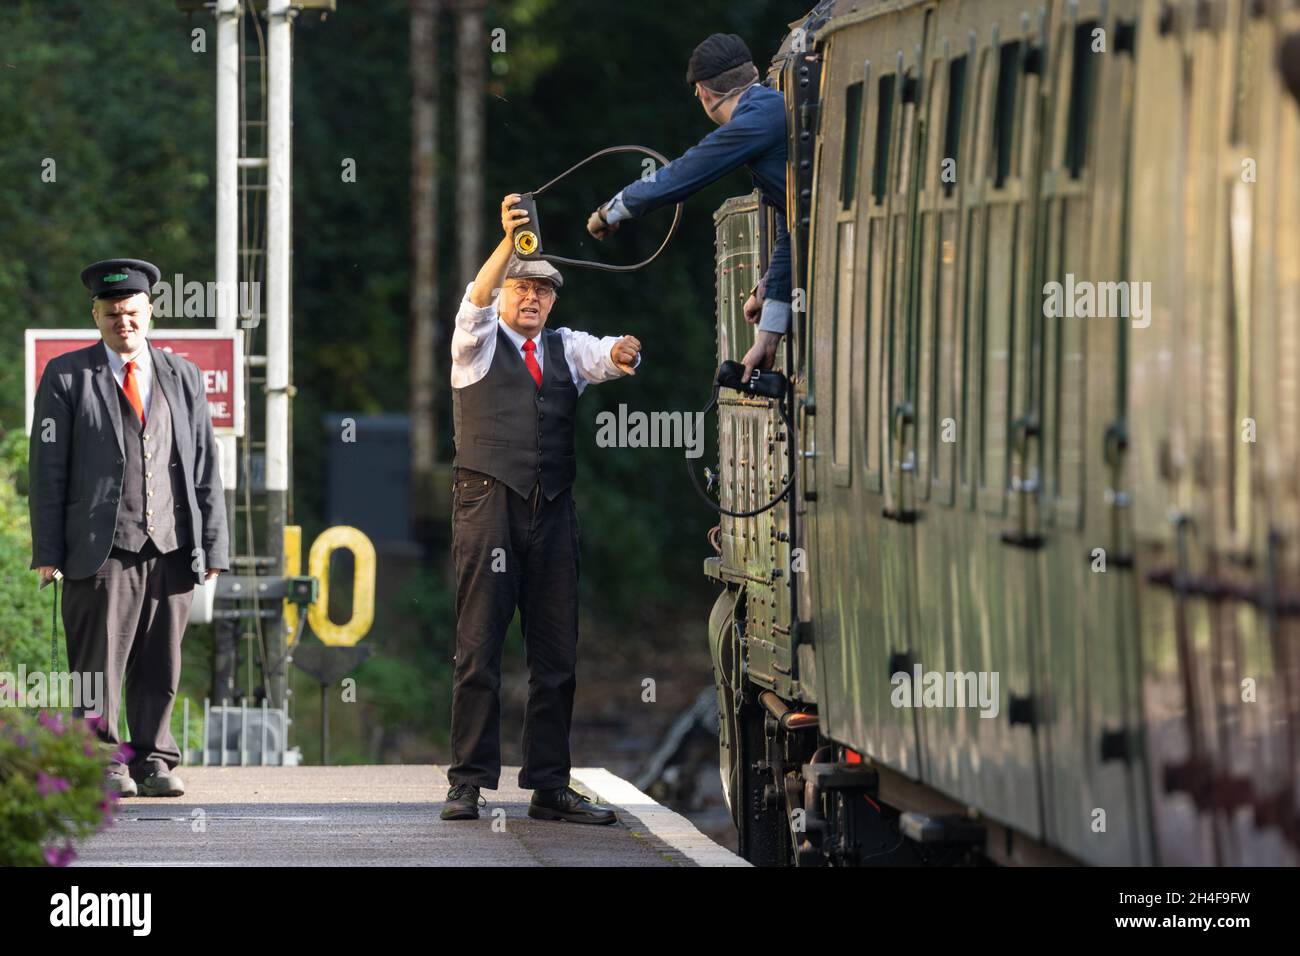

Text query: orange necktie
(522, 339), (542, 389)
(122, 359), (145, 424)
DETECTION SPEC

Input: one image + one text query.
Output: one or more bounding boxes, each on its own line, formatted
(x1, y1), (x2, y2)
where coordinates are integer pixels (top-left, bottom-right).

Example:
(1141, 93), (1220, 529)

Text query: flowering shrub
(0, 690), (118, 866)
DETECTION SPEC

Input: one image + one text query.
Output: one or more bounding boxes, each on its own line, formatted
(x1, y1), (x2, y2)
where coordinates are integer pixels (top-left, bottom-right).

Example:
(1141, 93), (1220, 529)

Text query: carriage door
(874, 13), (932, 777)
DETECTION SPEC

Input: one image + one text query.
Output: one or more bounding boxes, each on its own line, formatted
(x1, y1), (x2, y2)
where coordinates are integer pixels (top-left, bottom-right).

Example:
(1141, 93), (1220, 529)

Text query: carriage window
(872, 74), (896, 204)
(895, 74), (917, 196)
(942, 56), (967, 197)
(1065, 21), (1099, 178)
(833, 221), (856, 468)
(841, 81), (864, 209)
(992, 41), (1022, 187)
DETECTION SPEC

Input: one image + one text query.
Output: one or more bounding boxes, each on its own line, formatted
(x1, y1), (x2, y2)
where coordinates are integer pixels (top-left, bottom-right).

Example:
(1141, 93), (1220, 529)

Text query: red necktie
(522, 339), (542, 389)
(122, 359), (146, 424)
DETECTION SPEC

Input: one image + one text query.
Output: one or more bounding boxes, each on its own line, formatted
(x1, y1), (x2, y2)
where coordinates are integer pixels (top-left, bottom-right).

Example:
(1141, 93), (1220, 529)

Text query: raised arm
(469, 194), (530, 307)
(454, 195), (534, 377)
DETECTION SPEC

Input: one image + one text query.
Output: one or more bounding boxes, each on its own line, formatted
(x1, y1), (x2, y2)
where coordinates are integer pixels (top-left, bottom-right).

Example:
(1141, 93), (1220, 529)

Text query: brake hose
(687, 361), (796, 518)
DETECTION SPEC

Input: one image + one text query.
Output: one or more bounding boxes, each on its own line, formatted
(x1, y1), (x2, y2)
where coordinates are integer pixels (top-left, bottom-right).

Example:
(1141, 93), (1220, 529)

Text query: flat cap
(80, 258), (161, 299)
(686, 33), (754, 84)
(504, 254), (563, 289)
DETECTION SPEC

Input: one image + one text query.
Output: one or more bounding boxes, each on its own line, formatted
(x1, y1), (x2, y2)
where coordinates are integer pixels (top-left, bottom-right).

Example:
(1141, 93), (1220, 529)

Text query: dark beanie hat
(686, 33), (753, 84)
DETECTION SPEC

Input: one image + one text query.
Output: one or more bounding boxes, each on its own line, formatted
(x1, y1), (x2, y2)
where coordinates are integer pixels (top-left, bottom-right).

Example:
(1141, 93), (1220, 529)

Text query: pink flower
(37, 711), (66, 735)
(36, 771), (70, 797)
(44, 842), (77, 867)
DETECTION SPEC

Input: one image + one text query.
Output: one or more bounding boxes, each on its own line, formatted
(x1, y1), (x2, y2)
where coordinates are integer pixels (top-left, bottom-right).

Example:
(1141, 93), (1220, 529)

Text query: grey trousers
(61, 538), (195, 778)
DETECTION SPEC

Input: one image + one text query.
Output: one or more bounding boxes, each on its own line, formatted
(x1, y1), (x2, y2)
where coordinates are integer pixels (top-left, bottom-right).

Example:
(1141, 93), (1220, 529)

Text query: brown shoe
(137, 770), (185, 797)
(105, 771), (138, 798)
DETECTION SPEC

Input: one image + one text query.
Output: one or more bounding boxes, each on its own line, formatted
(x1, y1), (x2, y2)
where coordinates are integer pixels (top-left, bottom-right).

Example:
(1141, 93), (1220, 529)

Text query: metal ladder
(211, 6), (290, 716)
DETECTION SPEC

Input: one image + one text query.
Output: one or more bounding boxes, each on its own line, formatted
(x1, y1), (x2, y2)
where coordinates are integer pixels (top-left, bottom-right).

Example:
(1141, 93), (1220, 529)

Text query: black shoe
(137, 770), (185, 797)
(440, 783), (484, 820)
(528, 786), (617, 825)
(105, 771), (138, 798)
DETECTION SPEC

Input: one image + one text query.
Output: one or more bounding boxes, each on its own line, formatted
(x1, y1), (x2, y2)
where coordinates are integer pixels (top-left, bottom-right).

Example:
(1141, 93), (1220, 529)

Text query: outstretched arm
(558, 329), (642, 386)
(588, 103), (782, 237)
(619, 112), (780, 217)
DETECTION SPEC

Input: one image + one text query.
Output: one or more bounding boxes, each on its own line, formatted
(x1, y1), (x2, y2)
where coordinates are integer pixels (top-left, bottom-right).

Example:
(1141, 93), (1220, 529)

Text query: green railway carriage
(703, 0), (1300, 865)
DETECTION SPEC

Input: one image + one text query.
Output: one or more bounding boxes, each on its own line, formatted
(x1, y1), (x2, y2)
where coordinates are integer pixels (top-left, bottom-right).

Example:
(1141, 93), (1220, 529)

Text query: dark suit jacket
(28, 341), (230, 584)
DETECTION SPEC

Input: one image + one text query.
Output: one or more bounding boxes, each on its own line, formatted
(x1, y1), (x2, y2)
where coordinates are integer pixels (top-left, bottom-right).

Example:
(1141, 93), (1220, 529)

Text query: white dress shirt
(450, 282), (639, 392)
(103, 340), (155, 417)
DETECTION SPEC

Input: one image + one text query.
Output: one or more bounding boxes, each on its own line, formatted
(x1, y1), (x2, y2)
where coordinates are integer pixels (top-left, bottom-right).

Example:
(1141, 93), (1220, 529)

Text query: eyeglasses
(507, 281), (556, 299)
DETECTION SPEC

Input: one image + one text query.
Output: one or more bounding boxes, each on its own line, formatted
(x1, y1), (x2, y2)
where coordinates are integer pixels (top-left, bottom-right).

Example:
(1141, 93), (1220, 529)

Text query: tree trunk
(455, 0), (486, 292)
(409, 0), (441, 558)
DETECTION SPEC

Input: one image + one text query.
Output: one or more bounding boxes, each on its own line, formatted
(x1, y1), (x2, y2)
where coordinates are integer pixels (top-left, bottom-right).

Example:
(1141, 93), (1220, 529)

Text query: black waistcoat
(451, 325), (579, 499)
(112, 370), (193, 554)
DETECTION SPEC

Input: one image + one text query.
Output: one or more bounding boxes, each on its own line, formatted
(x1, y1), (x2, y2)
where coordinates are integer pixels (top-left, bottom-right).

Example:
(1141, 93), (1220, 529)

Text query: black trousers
(447, 467), (580, 791)
(61, 538), (194, 779)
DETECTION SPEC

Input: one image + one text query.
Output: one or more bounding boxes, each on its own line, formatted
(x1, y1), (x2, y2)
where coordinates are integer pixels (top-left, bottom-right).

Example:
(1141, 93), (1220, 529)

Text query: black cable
(687, 382), (795, 518)
(519, 146), (684, 273)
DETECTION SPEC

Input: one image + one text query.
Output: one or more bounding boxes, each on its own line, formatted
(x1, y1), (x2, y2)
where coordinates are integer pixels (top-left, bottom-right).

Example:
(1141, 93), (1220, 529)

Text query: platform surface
(70, 765), (748, 867)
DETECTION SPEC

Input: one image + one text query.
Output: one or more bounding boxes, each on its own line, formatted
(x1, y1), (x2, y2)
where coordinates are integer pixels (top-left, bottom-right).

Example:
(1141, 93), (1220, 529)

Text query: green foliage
(0, 0), (800, 764)
(0, 0), (215, 429)
(0, 430), (48, 670)
(0, 706), (117, 867)
(291, 0), (797, 615)
(291, 563), (461, 763)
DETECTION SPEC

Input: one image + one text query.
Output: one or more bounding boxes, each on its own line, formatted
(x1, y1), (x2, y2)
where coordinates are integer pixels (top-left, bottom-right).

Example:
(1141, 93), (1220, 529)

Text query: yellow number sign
(284, 525), (376, 647)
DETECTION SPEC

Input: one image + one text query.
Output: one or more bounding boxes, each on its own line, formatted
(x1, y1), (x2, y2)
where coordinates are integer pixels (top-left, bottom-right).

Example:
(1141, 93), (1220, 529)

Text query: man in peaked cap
(29, 258), (229, 798)
(587, 32), (792, 382)
(440, 195), (641, 824)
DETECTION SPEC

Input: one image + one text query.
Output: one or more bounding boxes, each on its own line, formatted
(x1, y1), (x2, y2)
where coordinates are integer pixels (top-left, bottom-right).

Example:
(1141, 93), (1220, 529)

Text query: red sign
(25, 330), (244, 437)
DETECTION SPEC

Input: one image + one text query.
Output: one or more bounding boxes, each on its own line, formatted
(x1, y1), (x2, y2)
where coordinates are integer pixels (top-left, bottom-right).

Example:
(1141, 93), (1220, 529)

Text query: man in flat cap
(29, 258), (229, 797)
(587, 32), (791, 381)
(440, 195), (641, 824)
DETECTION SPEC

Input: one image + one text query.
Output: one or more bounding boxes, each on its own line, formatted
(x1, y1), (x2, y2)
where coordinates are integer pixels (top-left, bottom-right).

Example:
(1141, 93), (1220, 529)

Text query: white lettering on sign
(203, 369), (229, 394)
(209, 401), (229, 419)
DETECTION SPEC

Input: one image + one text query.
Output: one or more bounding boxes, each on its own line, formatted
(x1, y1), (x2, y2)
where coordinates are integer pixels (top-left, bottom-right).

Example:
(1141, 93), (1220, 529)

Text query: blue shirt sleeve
(614, 103), (784, 218)
(764, 213), (792, 304)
